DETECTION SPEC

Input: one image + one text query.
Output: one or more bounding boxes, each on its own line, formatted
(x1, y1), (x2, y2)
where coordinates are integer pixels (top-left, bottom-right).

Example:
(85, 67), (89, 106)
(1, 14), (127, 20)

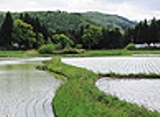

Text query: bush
(38, 44), (56, 54)
(53, 48), (85, 54)
(75, 44), (82, 49)
(63, 48), (85, 54)
(23, 49), (38, 57)
(125, 43), (136, 50)
(38, 43), (85, 54)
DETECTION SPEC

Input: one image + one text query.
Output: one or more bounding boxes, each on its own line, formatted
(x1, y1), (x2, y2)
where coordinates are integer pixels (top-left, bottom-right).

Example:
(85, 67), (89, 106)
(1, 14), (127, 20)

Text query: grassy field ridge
(45, 58), (160, 117)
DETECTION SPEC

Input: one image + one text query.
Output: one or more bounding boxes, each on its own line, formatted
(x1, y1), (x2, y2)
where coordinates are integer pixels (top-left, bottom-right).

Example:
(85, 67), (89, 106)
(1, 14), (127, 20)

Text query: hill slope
(83, 11), (137, 29)
(0, 11), (136, 31)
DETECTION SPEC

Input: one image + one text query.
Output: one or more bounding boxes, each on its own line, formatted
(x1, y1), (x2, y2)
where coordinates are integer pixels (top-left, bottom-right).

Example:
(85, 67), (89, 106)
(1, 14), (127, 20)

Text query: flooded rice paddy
(0, 58), (62, 117)
(62, 57), (160, 74)
(62, 57), (160, 112)
(96, 78), (160, 112)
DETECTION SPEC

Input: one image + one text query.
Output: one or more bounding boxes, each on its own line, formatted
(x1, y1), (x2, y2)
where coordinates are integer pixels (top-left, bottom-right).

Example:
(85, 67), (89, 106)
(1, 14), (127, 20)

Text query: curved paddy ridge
(0, 58), (62, 117)
(62, 57), (160, 112)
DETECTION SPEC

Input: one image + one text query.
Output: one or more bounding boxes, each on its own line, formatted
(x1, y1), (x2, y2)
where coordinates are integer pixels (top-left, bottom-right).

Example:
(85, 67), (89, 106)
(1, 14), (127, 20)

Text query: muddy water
(0, 58), (62, 117)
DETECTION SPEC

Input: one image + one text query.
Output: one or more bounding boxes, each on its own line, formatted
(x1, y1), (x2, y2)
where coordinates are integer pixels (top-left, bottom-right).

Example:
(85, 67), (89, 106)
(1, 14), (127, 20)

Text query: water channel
(0, 57), (62, 117)
(62, 57), (160, 112)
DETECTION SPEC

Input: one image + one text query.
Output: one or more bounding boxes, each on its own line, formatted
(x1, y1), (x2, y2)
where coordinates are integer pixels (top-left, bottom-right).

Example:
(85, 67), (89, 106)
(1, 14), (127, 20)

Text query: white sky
(0, 0), (160, 21)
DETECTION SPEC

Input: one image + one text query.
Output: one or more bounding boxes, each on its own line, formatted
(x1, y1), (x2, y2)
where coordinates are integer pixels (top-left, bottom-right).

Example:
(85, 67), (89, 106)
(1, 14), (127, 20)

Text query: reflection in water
(0, 58), (62, 117)
(96, 78), (160, 112)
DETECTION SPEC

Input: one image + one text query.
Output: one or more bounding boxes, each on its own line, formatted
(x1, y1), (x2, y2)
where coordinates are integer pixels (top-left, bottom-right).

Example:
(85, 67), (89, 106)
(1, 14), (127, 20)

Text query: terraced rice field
(62, 57), (160, 112)
(62, 57), (160, 74)
(96, 78), (160, 112)
(0, 58), (62, 117)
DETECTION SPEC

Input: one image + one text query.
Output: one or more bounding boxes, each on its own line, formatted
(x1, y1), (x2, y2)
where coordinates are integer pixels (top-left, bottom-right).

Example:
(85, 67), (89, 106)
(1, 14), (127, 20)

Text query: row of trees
(0, 12), (125, 50)
(0, 12), (160, 50)
(55, 26), (124, 49)
(125, 18), (160, 44)
(0, 12), (51, 50)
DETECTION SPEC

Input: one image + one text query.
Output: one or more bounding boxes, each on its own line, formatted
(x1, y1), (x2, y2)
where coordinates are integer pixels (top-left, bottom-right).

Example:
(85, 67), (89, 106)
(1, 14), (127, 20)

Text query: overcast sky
(0, 0), (160, 21)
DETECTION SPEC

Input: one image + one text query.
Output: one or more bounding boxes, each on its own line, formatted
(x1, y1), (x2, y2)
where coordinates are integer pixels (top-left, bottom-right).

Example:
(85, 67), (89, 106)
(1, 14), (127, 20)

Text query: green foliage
(99, 72), (160, 79)
(38, 44), (56, 54)
(82, 25), (102, 49)
(125, 43), (136, 50)
(12, 19), (36, 49)
(16, 13), (50, 44)
(52, 48), (85, 54)
(0, 50), (24, 57)
(75, 44), (82, 49)
(83, 11), (137, 30)
(45, 58), (160, 117)
(0, 11), (136, 32)
(53, 34), (74, 49)
(126, 18), (160, 45)
(35, 33), (45, 48)
(23, 49), (39, 57)
(1, 11), (160, 51)
(0, 12), (13, 49)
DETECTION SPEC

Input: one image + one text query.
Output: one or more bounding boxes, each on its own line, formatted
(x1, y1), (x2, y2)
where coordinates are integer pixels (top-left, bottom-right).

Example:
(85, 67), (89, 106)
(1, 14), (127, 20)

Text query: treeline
(125, 18), (160, 44)
(0, 12), (125, 50)
(0, 12), (51, 50)
(0, 12), (159, 50)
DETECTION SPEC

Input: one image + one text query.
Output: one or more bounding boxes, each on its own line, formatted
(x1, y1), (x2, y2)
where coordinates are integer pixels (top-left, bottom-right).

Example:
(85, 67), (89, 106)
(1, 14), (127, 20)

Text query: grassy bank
(0, 50), (25, 57)
(45, 58), (160, 117)
(0, 50), (39, 57)
(0, 49), (160, 57)
(98, 72), (160, 79)
(83, 49), (160, 57)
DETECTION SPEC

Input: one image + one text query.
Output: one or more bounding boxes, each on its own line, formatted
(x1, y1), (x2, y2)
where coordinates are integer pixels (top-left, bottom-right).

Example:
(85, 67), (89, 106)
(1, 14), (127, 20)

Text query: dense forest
(0, 11), (159, 50)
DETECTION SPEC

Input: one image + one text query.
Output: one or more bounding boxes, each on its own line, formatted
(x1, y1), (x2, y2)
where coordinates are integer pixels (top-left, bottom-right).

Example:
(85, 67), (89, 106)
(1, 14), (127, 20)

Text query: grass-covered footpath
(0, 49), (160, 57)
(44, 58), (160, 117)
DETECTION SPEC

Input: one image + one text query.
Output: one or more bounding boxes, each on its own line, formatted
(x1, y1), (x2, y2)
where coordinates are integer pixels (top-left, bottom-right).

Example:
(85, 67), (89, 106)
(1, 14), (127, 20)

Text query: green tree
(34, 33), (45, 49)
(82, 25), (102, 49)
(21, 13), (50, 44)
(12, 19), (36, 49)
(0, 12), (13, 49)
(53, 34), (74, 49)
(134, 21), (144, 43)
(142, 19), (149, 43)
(148, 18), (158, 43)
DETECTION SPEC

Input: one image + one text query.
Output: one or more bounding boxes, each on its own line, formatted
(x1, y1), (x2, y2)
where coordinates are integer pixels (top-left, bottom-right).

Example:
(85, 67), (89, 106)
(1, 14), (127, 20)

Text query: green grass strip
(98, 72), (160, 79)
(0, 49), (160, 57)
(45, 58), (160, 117)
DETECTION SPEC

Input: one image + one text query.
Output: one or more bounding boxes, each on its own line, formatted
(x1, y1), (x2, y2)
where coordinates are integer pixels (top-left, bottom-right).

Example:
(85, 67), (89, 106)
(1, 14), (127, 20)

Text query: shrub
(75, 44), (82, 49)
(54, 43), (63, 50)
(23, 49), (38, 57)
(125, 43), (136, 50)
(53, 34), (74, 48)
(53, 48), (85, 54)
(63, 48), (85, 54)
(38, 44), (56, 54)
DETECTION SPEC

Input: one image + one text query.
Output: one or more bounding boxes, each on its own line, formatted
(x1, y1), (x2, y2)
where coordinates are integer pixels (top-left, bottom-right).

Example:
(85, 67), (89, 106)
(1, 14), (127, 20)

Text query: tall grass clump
(45, 58), (160, 117)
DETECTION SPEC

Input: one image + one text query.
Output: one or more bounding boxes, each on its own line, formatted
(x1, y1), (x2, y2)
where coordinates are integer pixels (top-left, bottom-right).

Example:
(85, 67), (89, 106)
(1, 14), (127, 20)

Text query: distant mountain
(83, 12), (137, 29)
(0, 11), (137, 32)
